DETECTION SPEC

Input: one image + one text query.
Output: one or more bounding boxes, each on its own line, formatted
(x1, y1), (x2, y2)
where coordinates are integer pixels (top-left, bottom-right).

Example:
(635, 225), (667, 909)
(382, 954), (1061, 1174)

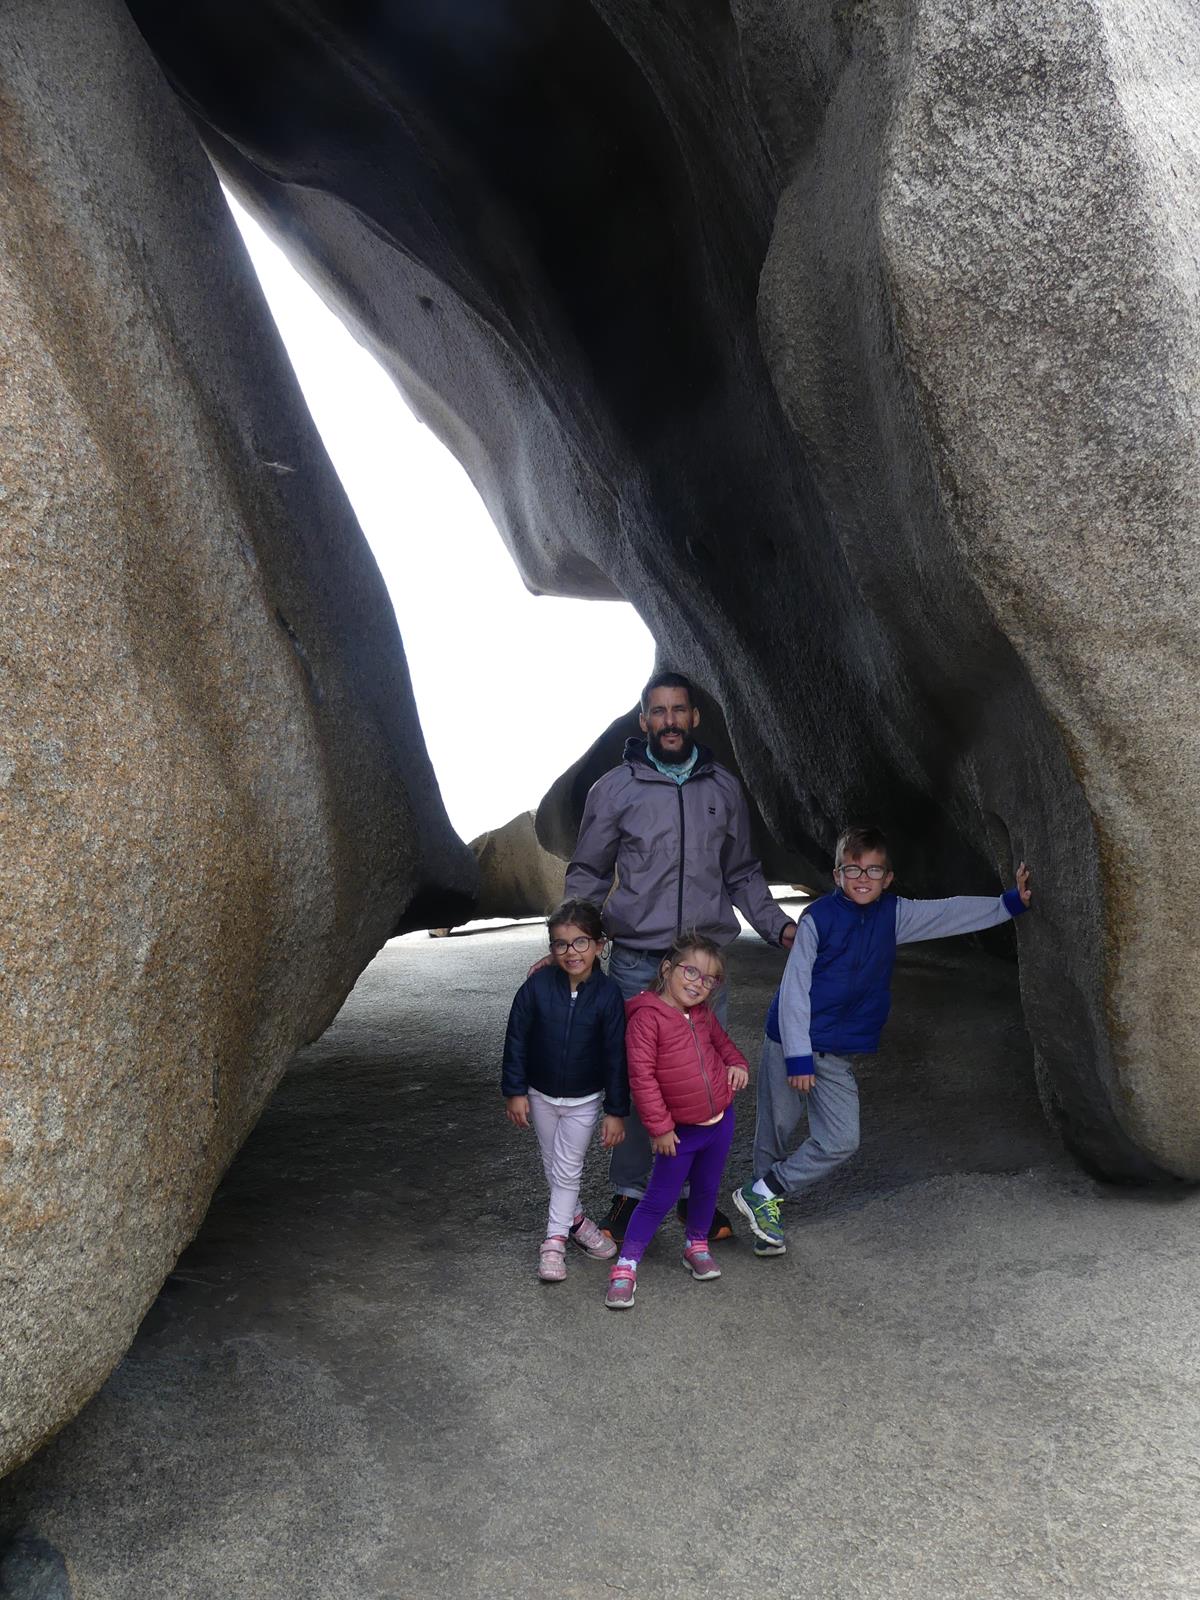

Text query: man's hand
(650, 1130), (678, 1157)
(727, 1063), (749, 1092)
(1015, 861), (1032, 907)
(505, 1095), (531, 1129)
(788, 1074), (814, 1094)
(526, 954), (553, 978)
(780, 922), (797, 951)
(600, 1115), (625, 1149)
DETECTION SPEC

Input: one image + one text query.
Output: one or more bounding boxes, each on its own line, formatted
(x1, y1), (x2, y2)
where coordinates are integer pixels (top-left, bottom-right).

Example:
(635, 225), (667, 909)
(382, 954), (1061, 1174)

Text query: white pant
(528, 1090), (602, 1238)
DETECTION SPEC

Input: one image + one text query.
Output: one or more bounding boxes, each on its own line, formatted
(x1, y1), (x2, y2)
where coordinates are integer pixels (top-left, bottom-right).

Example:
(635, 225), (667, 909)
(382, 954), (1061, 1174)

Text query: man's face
(834, 849), (894, 906)
(639, 683), (700, 765)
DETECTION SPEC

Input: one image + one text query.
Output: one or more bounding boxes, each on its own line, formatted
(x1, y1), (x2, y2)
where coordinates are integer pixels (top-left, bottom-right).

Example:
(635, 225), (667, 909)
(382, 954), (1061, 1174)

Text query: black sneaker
(676, 1200), (735, 1241)
(600, 1194), (639, 1247)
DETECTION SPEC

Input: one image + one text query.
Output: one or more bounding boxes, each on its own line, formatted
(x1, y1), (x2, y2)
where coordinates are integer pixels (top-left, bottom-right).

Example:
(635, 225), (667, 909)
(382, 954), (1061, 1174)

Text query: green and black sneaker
(732, 1181), (786, 1254)
(753, 1233), (787, 1259)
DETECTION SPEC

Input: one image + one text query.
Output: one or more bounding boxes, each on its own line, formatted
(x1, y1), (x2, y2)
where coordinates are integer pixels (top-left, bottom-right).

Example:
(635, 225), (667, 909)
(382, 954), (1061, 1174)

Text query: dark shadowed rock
(125, 1), (1200, 1186)
(0, 1532), (72, 1600)
(0, 0), (474, 1478)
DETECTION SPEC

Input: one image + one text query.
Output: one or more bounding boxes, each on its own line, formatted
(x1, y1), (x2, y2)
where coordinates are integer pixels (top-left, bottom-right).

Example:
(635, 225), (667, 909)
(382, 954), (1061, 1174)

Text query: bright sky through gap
(225, 195), (655, 845)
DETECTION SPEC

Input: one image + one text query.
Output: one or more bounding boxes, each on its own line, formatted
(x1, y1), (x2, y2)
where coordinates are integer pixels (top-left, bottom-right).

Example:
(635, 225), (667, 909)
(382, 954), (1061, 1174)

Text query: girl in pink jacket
(605, 934), (749, 1310)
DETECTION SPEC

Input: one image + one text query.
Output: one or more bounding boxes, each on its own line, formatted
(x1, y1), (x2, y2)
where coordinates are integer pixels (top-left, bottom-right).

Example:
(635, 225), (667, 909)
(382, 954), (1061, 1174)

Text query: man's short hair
(834, 825), (891, 869)
(639, 671), (696, 712)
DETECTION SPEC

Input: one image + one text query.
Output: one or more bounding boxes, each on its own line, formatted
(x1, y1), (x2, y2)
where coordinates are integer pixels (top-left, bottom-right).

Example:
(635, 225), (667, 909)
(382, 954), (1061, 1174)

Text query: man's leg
(604, 943), (663, 1203)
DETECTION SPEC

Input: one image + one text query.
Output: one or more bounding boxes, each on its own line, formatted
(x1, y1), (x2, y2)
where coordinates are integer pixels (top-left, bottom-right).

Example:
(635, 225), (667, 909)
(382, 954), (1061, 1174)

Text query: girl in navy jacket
(502, 899), (629, 1282)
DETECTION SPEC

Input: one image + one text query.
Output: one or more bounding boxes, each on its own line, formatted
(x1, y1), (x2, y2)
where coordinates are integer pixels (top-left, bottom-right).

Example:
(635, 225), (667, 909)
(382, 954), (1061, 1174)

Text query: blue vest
(766, 892), (899, 1056)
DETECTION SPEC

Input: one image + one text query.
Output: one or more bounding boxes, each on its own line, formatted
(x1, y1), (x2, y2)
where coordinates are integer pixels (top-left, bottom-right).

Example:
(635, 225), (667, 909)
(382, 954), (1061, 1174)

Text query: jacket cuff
(1002, 887), (1028, 918)
(784, 1054), (814, 1076)
(641, 1115), (675, 1137)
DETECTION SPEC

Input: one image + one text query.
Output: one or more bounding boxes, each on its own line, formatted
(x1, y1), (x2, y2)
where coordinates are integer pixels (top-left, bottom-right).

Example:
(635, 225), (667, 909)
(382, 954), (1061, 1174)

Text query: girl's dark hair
(546, 897), (605, 942)
(654, 931), (725, 993)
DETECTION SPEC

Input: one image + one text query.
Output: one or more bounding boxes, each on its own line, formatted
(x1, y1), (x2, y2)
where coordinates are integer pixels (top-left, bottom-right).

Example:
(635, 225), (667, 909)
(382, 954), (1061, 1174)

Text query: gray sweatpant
(606, 940), (730, 1200)
(752, 1035), (860, 1196)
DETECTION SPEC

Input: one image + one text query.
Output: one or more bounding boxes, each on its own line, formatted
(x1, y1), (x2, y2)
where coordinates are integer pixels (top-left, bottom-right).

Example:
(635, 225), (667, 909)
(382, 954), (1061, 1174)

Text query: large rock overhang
(127, 1), (1200, 1187)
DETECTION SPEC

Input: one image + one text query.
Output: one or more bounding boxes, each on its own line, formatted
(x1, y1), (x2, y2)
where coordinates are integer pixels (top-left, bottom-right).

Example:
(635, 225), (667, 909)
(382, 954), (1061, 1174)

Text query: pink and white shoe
(682, 1240), (721, 1281)
(605, 1264), (637, 1309)
(571, 1214), (617, 1260)
(538, 1237), (567, 1283)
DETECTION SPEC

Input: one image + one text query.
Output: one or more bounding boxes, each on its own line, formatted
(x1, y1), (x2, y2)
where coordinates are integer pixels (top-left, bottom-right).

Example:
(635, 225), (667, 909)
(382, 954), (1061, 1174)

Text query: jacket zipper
(675, 784), (686, 936)
(560, 984), (579, 1097)
(686, 1013), (716, 1116)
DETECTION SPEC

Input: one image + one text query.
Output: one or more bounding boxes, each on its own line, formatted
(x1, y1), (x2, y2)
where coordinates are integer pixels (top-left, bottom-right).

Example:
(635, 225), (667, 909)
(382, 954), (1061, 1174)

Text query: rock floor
(4, 916), (1200, 1599)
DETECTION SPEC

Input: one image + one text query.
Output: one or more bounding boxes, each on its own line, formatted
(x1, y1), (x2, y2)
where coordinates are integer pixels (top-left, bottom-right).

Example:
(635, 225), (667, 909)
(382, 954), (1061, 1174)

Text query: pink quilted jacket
(624, 991), (749, 1135)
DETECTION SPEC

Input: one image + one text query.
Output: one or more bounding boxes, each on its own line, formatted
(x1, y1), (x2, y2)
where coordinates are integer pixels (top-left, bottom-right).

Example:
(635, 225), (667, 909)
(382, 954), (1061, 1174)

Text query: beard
(648, 727), (695, 765)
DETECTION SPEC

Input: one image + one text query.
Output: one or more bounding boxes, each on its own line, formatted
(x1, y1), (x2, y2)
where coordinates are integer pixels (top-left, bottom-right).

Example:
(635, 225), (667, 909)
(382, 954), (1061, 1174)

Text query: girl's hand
(600, 1115), (625, 1149)
(505, 1095), (531, 1129)
(728, 1064), (749, 1092)
(1015, 861), (1032, 907)
(650, 1130), (678, 1157)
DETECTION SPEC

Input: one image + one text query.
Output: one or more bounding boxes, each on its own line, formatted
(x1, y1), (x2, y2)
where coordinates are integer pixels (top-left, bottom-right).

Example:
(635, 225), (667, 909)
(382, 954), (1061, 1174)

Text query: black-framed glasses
(550, 935), (597, 954)
(837, 863), (888, 880)
(675, 962), (722, 991)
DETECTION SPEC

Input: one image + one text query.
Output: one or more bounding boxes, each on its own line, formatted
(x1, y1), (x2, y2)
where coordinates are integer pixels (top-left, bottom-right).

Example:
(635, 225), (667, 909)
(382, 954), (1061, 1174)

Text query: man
(565, 672), (796, 1242)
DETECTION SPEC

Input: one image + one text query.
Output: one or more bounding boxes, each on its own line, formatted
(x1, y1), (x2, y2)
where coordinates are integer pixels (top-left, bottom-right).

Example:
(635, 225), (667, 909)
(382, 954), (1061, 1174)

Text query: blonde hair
(654, 931), (725, 994)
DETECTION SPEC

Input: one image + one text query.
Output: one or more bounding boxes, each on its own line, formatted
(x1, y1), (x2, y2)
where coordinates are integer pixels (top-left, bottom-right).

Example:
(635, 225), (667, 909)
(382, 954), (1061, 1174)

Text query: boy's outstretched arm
(894, 862), (1033, 945)
(777, 914), (819, 1091)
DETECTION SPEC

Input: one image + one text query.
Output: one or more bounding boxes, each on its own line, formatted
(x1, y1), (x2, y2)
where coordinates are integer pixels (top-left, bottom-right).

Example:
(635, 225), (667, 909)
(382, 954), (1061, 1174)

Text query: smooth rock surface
(127, 2), (1200, 1181)
(0, 0), (474, 1479)
(469, 811), (566, 922)
(3, 921), (1198, 1598)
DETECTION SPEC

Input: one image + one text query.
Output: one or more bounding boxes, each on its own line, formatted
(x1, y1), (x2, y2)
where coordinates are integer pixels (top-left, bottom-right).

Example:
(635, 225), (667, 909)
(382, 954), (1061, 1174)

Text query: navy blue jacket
(767, 887), (1026, 1070)
(501, 965), (629, 1116)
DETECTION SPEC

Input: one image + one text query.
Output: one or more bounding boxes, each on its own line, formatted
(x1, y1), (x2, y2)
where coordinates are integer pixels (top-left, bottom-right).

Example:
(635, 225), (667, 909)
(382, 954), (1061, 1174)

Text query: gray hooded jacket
(564, 739), (790, 951)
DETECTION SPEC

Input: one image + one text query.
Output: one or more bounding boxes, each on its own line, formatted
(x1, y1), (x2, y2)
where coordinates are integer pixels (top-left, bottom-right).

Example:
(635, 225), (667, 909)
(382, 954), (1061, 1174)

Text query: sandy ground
(3, 915), (1199, 1599)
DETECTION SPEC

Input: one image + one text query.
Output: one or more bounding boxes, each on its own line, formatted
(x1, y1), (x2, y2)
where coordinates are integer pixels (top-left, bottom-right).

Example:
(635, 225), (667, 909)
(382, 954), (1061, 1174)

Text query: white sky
(226, 196), (654, 844)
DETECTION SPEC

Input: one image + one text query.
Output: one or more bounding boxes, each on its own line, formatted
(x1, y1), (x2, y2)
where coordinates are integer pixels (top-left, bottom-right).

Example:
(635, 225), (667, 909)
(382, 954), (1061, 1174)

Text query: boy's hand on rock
(600, 1115), (625, 1149)
(728, 1064), (749, 1092)
(1015, 861), (1032, 907)
(789, 1074), (814, 1094)
(505, 1095), (531, 1129)
(651, 1130), (679, 1157)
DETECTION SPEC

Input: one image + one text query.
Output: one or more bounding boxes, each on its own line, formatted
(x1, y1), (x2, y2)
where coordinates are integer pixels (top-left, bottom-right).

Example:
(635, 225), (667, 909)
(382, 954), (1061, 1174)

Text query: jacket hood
(622, 735), (716, 772)
(625, 988), (670, 1019)
(625, 988), (708, 1020)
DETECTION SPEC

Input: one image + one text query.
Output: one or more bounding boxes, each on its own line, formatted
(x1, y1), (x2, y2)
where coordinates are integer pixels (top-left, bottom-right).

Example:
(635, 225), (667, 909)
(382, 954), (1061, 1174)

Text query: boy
(731, 825), (1032, 1256)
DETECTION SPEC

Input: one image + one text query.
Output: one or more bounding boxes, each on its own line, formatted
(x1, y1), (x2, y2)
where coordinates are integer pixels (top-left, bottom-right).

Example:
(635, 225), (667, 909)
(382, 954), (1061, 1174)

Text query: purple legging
(619, 1108), (736, 1263)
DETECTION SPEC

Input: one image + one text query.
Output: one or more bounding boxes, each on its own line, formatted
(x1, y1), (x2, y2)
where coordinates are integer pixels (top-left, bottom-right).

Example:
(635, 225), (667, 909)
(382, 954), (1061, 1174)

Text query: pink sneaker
(571, 1214), (617, 1260)
(538, 1237), (567, 1283)
(605, 1264), (637, 1309)
(682, 1240), (721, 1281)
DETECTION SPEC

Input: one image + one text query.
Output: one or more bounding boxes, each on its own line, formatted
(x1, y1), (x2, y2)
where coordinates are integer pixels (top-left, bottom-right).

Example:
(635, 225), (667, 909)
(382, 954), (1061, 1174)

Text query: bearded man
(564, 672), (796, 1241)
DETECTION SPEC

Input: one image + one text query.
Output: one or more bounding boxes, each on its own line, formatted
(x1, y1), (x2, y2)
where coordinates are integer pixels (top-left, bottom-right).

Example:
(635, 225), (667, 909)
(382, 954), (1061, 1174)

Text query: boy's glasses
(837, 863), (888, 880)
(675, 962), (722, 991)
(550, 935), (596, 954)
